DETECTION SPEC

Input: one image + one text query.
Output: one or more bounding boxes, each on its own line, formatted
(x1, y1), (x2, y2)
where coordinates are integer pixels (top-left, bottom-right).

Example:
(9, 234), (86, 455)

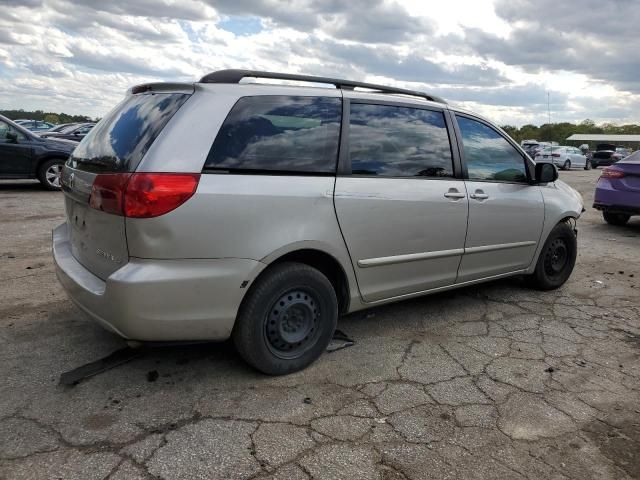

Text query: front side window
(205, 96), (341, 174)
(456, 115), (527, 183)
(0, 120), (25, 142)
(349, 104), (453, 177)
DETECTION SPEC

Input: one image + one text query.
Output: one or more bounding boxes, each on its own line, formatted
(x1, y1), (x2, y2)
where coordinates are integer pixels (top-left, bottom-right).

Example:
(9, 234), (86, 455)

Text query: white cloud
(0, 0), (637, 126)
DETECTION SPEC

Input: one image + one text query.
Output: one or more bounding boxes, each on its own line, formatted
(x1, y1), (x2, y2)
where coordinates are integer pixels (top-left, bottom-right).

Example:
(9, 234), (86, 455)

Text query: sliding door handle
(444, 189), (466, 199)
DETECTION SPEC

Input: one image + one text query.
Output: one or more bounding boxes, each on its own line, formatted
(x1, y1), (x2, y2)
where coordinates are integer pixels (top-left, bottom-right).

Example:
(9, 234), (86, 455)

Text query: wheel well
(36, 156), (67, 172)
(266, 249), (350, 314)
(559, 216), (578, 232)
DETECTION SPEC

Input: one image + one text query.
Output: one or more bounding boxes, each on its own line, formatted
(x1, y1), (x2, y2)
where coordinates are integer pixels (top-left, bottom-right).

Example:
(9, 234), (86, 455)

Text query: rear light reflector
(89, 173), (131, 215)
(601, 168), (625, 179)
(89, 173), (200, 218)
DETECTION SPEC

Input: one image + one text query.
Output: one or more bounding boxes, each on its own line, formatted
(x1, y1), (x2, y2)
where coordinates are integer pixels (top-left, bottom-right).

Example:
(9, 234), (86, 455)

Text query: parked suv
(0, 114), (75, 189)
(53, 70), (583, 374)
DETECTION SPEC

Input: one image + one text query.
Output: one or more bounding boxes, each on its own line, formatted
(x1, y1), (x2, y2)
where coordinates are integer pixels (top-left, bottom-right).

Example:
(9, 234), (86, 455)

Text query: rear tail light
(551, 153), (560, 157)
(89, 173), (131, 215)
(89, 173), (200, 218)
(600, 168), (625, 179)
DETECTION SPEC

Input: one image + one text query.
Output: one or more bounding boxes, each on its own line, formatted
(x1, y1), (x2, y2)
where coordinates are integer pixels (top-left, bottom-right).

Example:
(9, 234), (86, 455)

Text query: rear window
(204, 96), (341, 174)
(69, 93), (190, 173)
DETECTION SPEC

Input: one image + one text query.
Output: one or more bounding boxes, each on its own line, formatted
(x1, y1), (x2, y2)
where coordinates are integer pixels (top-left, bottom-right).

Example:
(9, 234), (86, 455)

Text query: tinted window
(69, 93), (190, 173)
(349, 104), (453, 177)
(205, 96), (341, 174)
(456, 116), (527, 182)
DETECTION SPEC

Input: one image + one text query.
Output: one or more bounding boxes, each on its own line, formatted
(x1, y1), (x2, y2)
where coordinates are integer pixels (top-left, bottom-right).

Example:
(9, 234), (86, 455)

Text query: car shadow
(590, 219), (640, 236)
(0, 180), (47, 191)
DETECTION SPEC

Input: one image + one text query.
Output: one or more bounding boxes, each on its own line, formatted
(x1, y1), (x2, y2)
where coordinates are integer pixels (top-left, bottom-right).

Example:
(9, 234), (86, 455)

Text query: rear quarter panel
(125, 174), (361, 307)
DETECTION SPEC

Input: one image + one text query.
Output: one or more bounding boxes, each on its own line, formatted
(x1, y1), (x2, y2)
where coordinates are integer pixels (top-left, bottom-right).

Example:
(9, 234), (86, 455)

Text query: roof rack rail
(199, 69), (446, 104)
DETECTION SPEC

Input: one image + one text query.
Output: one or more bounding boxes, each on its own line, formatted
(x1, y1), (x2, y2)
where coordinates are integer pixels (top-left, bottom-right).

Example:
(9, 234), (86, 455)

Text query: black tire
(603, 211), (630, 226)
(37, 158), (65, 190)
(232, 262), (338, 375)
(526, 222), (577, 290)
(563, 160), (571, 170)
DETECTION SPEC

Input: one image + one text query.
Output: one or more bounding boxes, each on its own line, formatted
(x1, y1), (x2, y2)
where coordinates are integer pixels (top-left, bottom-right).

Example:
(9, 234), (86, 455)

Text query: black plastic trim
(337, 97), (351, 176)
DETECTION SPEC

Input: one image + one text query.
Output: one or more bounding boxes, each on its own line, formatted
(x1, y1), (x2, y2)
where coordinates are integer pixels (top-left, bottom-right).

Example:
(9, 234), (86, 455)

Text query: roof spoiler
(199, 69), (446, 104)
(129, 82), (195, 95)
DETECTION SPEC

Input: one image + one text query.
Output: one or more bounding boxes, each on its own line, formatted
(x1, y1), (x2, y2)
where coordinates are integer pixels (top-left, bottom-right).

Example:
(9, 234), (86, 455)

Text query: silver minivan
(53, 70), (584, 374)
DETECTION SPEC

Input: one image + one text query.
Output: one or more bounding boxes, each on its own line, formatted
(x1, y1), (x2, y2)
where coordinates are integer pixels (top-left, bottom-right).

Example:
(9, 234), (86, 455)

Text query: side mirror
(6, 131), (18, 143)
(534, 162), (558, 184)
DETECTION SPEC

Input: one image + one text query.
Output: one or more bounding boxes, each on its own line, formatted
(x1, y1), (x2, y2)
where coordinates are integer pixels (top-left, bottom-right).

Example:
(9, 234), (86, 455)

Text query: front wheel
(563, 160), (571, 170)
(37, 159), (65, 190)
(603, 211), (630, 226)
(526, 222), (577, 290)
(232, 262), (338, 375)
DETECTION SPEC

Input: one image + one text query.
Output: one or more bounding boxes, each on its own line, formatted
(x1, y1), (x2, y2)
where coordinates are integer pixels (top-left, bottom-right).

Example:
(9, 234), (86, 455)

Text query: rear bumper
(594, 181), (640, 215)
(52, 223), (266, 341)
(592, 157), (617, 166)
(593, 203), (640, 215)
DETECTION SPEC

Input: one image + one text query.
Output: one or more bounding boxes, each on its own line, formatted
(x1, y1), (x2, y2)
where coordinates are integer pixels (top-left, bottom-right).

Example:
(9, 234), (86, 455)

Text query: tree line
(2, 110), (639, 147)
(1, 109), (97, 124)
(501, 119), (640, 146)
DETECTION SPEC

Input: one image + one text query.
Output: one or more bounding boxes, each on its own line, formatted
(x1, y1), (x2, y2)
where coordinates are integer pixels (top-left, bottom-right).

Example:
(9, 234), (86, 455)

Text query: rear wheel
(563, 160), (571, 170)
(37, 158), (65, 190)
(233, 262), (337, 375)
(526, 222), (577, 290)
(603, 211), (630, 226)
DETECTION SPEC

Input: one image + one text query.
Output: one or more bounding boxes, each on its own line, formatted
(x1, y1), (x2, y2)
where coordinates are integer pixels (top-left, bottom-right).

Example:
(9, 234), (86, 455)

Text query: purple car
(593, 150), (640, 225)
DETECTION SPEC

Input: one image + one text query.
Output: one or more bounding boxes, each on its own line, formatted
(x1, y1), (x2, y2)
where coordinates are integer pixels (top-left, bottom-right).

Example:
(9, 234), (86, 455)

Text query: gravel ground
(0, 169), (639, 480)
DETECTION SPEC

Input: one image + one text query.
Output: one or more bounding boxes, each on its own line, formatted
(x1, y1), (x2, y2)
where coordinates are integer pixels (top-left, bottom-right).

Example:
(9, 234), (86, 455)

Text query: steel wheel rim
(45, 164), (62, 188)
(544, 238), (568, 276)
(264, 289), (320, 359)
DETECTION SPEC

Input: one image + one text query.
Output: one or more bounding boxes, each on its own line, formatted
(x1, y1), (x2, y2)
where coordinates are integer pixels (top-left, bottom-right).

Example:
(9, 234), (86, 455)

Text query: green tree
(44, 114), (60, 124)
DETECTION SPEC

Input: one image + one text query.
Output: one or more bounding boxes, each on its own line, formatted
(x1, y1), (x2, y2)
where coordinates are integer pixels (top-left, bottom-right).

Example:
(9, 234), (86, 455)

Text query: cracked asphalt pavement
(1, 169), (639, 480)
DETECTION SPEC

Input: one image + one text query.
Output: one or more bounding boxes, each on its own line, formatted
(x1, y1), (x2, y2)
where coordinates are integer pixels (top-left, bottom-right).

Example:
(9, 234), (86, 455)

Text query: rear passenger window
(456, 115), (527, 183)
(205, 96), (341, 174)
(349, 104), (453, 177)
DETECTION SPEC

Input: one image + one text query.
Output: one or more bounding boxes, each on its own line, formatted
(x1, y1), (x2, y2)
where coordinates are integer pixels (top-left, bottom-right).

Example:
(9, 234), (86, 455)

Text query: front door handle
(444, 189), (466, 199)
(469, 190), (489, 200)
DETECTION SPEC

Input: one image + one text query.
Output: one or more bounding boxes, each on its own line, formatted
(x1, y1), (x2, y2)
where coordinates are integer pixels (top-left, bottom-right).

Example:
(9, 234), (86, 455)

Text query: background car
(591, 143), (626, 167)
(39, 123), (94, 142)
(46, 122), (78, 133)
(0, 114), (75, 189)
(534, 146), (590, 170)
(593, 150), (640, 225)
(14, 119), (55, 132)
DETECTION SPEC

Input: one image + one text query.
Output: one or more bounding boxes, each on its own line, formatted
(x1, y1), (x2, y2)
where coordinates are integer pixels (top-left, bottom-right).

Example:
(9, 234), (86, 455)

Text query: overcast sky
(1, 0), (638, 126)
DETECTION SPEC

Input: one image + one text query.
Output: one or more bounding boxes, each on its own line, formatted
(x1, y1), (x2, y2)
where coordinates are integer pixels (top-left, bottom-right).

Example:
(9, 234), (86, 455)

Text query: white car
(535, 146), (591, 170)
